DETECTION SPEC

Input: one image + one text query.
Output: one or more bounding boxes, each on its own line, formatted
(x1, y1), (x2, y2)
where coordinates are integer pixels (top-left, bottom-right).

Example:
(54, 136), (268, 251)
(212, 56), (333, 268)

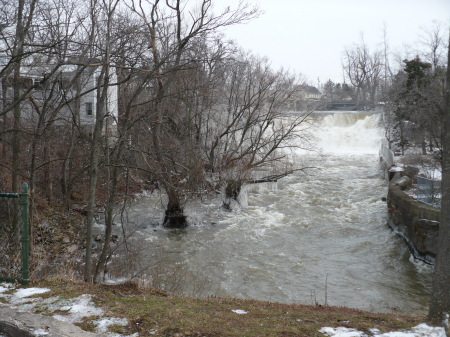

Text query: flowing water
(113, 111), (433, 314)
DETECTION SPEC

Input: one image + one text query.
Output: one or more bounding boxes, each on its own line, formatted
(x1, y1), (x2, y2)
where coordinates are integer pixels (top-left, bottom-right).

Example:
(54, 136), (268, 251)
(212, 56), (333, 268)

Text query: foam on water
(316, 113), (382, 155)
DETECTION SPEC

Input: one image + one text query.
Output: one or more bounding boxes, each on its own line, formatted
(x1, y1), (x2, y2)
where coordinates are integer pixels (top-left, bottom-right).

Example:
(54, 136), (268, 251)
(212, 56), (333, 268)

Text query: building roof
(300, 85), (320, 94)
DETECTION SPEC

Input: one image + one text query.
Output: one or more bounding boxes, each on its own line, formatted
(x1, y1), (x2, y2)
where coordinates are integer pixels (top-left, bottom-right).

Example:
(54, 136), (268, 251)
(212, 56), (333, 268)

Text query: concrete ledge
(0, 304), (107, 337)
(387, 183), (440, 264)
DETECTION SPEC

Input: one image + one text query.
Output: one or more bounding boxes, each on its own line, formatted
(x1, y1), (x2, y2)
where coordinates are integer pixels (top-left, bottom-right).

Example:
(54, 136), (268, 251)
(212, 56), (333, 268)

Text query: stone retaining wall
(387, 180), (440, 264)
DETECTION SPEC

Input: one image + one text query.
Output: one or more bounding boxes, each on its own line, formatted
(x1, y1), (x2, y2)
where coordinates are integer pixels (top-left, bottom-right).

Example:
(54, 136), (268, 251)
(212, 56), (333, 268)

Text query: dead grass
(32, 279), (425, 337)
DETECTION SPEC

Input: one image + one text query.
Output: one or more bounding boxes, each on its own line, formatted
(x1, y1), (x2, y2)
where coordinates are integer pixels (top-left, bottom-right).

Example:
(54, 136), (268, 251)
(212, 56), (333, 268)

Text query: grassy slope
(32, 280), (424, 337)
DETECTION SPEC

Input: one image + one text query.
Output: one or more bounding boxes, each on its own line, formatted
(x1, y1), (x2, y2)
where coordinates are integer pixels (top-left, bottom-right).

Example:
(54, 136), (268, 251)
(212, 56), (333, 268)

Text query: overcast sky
(212, 0), (450, 87)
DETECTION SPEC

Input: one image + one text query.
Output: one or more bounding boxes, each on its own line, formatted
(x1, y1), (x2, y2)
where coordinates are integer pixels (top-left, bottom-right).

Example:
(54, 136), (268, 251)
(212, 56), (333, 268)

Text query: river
(108, 111), (433, 314)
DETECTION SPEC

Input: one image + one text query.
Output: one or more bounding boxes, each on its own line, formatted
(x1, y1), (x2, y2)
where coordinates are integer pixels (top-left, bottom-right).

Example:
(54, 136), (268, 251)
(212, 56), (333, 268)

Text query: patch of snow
(93, 222), (104, 229)
(14, 288), (50, 298)
(53, 294), (103, 323)
(319, 323), (446, 337)
(94, 317), (128, 333)
(135, 189), (153, 198)
(103, 277), (130, 285)
(5, 288), (52, 308)
(231, 309), (248, 314)
(320, 327), (366, 336)
(1, 285), (138, 336)
(0, 282), (16, 293)
(404, 188), (417, 199)
(10, 295), (62, 312)
(32, 328), (49, 336)
(389, 166), (404, 172)
(419, 168), (441, 180)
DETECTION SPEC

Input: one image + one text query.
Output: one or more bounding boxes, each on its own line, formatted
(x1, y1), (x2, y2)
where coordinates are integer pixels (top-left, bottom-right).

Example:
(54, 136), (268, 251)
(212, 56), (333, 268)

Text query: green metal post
(20, 182), (29, 285)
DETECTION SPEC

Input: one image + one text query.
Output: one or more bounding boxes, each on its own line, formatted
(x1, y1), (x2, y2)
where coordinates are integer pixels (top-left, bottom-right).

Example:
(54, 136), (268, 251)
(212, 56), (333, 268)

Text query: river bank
(380, 146), (441, 265)
(1, 280), (444, 337)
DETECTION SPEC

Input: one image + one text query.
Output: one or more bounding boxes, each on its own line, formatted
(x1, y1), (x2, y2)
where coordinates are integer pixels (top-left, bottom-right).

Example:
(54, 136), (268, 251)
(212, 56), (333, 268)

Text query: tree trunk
(11, 0), (25, 194)
(223, 179), (242, 210)
(428, 32), (450, 331)
(43, 139), (52, 203)
(163, 186), (187, 228)
(62, 73), (81, 210)
(94, 132), (124, 282)
(94, 165), (116, 282)
(10, 4), (25, 232)
(84, 0), (119, 282)
(85, 65), (108, 283)
(84, 121), (103, 282)
(61, 124), (76, 210)
(28, 125), (42, 251)
(421, 139), (427, 155)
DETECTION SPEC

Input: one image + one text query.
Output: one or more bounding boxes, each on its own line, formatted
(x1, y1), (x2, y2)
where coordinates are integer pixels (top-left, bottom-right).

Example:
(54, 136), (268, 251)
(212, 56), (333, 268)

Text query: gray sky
(212, 0), (450, 86)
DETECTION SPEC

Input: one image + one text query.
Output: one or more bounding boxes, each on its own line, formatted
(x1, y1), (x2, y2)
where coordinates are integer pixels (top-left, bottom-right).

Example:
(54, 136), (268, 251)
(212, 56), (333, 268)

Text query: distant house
(299, 85), (321, 100)
(0, 54), (118, 134)
(286, 85), (321, 111)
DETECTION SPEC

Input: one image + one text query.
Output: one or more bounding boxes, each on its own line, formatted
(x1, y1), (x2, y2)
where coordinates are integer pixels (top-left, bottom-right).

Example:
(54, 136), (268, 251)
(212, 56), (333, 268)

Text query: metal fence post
(20, 182), (29, 285)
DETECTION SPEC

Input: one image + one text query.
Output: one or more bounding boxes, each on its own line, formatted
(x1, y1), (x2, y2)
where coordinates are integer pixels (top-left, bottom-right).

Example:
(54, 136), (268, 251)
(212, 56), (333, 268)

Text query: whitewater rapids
(110, 111), (432, 314)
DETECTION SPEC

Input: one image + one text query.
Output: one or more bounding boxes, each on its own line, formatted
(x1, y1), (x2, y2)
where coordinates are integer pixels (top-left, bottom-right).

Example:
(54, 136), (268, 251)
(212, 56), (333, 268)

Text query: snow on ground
(231, 309), (248, 314)
(32, 328), (50, 336)
(319, 323), (446, 337)
(52, 294), (103, 323)
(94, 317), (128, 333)
(0, 282), (15, 293)
(393, 152), (442, 181)
(0, 283), (447, 337)
(14, 287), (50, 298)
(420, 168), (442, 180)
(0, 283), (132, 336)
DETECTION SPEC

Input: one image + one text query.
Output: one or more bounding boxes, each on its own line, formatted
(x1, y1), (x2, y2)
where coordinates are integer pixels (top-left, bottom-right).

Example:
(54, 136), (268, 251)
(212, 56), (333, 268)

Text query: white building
(0, 54), (118, 134)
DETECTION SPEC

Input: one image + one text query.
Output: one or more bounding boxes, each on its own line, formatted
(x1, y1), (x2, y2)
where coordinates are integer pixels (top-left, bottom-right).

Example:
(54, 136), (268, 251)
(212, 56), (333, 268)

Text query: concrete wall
(387, 183), (440, 264)
(379, 141), (395, 180)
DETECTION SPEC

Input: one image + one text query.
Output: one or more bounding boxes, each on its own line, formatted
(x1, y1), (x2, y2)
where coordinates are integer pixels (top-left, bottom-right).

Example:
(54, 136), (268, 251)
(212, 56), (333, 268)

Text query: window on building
(31, 77), (43, 90)
(85, 102), (93, 116)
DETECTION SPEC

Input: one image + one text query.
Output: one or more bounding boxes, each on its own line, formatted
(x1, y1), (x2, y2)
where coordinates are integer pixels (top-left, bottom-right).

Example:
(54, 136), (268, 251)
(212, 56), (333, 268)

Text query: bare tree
(428, 31), (450, 334)
(93, 7), (151, 283)
(128, 0), (259, 227)
(201, 53), (312, 209)
(342, 36), (383, 110)
(379, 23), (395, 101)
(0, 0), (88, 234)
(84, 0), (120, 282)
(419, 22), (448, 73)
(1, 0), (37, 194)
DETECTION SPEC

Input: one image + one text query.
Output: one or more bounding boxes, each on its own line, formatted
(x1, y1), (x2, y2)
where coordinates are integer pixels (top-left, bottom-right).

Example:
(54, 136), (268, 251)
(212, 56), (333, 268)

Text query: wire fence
(0, 196), (21, 280)
(416, 176), (441, 207)
(0, 183), (29, 284)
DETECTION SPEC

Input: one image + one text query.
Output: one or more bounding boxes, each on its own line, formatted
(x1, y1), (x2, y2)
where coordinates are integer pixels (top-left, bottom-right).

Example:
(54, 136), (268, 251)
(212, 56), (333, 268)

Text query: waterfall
(314, 111), (382, 155)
